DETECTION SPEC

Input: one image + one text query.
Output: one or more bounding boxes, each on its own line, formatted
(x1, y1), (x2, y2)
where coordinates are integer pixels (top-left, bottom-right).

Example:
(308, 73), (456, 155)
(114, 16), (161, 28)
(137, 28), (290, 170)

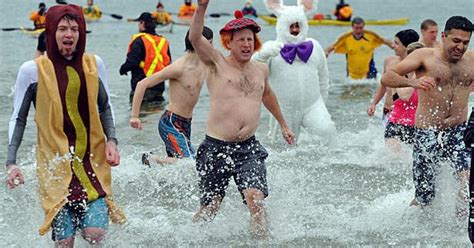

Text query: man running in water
(382, 16), (473, 214)
(189, 0), (295, 238)
(130, 27), (213, 164)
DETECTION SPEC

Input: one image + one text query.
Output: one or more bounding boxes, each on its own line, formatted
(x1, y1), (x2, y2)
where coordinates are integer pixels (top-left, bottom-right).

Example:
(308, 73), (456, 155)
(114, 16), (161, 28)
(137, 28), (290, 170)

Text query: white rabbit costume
(253, 0), (336, 142)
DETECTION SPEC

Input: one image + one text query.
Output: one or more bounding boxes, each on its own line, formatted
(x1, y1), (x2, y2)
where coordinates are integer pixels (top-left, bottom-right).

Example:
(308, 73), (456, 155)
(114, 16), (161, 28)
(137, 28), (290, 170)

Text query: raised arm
(381, 49), (434, 89)
(189, 0), (221, 65)
(130, 60), (182, 130)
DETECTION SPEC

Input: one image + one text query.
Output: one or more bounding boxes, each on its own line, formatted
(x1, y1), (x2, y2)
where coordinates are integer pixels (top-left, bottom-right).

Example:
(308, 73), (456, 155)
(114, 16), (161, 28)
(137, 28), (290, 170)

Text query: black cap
(132, 12), (154, 23)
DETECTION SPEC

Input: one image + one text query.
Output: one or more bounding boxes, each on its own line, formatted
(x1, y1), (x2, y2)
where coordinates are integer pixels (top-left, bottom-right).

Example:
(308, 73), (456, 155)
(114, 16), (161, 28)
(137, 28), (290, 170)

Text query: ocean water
(0, 0), (473, 246)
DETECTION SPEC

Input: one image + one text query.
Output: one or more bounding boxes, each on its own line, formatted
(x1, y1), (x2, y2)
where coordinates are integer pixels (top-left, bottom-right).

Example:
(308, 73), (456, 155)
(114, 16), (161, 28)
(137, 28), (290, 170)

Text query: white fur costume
(253, 0), (336, 142)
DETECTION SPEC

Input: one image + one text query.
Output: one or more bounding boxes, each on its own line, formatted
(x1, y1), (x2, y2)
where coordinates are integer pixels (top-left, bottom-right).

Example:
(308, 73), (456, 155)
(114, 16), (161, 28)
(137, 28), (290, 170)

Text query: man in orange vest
(120, 12), (171, 110)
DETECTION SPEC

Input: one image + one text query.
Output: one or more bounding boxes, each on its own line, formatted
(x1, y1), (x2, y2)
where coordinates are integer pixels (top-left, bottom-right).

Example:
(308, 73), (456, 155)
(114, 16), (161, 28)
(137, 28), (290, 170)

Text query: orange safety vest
(128, 33), (170, 76)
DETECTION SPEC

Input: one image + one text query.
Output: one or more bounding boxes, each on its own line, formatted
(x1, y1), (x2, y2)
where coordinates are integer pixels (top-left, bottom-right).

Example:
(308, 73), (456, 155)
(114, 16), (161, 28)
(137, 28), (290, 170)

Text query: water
(0, 0), (473, 246)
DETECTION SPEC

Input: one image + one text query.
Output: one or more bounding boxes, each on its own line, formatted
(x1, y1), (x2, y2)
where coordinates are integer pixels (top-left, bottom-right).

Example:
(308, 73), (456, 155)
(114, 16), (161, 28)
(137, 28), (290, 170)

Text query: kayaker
(178, 0), (196, 19)
(30, 2), (47, 29)
(241, 0), (258, 18)
(152, 2), (172, 25)
(82, 0), (102, 19)
(333, 0), (352, 22)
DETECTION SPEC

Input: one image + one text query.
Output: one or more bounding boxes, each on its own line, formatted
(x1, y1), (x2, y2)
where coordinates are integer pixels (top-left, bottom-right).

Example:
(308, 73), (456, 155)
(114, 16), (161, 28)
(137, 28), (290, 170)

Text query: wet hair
(420, 19), (437, 30)
(351, 16), (364, 26)
(185, 26), (214, 52)
(444, 16), (473, 34)
(395, 29), (420, 47)
(60, 13), (80, 23)
(220, 30), (262, 51)
(406, 42), (425, 55)
(39, 2), (46, 8)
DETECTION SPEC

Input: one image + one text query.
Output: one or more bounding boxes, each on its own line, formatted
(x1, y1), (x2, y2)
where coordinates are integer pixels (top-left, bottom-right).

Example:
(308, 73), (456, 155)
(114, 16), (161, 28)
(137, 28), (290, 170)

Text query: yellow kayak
(20, 27), (44, 37)
(259, 15), (410, 26)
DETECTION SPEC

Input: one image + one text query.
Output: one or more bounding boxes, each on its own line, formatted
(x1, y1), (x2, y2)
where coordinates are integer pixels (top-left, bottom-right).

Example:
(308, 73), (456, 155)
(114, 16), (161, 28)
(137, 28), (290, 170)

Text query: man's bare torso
(167, 53), (207, 118)
(415, 49), (474, 129)
(206, 55), (267, 141)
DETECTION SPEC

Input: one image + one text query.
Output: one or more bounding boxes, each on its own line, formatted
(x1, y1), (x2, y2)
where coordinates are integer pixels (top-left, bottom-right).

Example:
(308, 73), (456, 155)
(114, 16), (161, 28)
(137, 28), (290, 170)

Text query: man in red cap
(5, 4), (125, 246)
(189, 0), (295, 238)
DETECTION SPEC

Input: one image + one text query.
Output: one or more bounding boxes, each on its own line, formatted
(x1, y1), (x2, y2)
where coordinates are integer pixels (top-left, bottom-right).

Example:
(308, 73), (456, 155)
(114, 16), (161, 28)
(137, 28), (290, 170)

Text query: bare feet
(141, 152), (178, 167)
(409, 198), (419, 207)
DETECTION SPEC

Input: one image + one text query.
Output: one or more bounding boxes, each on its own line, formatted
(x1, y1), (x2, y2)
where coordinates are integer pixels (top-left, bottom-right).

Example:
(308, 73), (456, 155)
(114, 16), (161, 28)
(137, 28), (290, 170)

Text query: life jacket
(152, 11), (172, 25)
(128, 33), (170, 76)
(178, 4), (196, 17)
(30, 11), (46, 29)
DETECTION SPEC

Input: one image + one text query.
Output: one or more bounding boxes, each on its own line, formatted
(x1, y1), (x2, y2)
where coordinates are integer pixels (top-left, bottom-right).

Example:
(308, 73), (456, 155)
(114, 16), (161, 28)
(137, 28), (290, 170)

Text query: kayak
(84, 14), (102, 22)
(20, 27), (44, 37)
(259, 15), (410, 26)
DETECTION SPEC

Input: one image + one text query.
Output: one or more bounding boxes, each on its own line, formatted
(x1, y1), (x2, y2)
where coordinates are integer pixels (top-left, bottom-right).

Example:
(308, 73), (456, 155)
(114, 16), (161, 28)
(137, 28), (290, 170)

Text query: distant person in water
(333, 0), (352, 22)
(325, 17), (394, 80)
(130, 27), (213, 165)
(420, 19), (441, 48)
(382, 16), (474, 216)
(241, 0), (258, 18)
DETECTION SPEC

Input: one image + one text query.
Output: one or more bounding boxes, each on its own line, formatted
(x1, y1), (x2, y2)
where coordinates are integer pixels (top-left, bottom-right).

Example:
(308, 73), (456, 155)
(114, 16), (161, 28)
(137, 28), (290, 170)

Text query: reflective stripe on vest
(131, 33), (168, 76)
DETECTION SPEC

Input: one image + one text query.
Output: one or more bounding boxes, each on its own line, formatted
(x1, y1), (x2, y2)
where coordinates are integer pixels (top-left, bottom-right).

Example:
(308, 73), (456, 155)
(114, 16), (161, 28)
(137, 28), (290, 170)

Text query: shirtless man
(381, 16), (473, 211)
(420, 19), (441, 48)
(189, 0), (295, 238)
(130, 27), (213, 164)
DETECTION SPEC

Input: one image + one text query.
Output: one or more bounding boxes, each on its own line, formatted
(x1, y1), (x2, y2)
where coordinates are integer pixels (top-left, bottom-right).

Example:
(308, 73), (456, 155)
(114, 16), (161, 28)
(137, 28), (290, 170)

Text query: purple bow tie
(280, 40), (314, 64)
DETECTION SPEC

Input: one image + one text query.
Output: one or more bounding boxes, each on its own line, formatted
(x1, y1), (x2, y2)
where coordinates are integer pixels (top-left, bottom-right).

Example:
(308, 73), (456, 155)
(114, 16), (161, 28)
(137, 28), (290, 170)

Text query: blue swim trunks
(51, 197), (109, 241)
(412, 123), (471, 206)
(158, 110), (195, 158)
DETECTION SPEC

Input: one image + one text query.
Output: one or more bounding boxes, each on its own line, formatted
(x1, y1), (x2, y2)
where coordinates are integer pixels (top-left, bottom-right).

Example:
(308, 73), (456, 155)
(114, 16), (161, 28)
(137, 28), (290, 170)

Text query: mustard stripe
(65, 66), (99, 201)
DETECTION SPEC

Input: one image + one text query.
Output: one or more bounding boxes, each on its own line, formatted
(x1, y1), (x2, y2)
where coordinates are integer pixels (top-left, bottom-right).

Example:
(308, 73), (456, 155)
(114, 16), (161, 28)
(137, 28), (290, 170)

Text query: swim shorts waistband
(205, 135), (256, 146)
(164, 109), (192, 122)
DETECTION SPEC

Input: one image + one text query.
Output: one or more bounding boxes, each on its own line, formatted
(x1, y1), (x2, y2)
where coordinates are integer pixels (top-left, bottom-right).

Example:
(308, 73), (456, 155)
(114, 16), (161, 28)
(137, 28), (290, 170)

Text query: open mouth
(63, 40), (74, 48)
(241, 49), (251, 55)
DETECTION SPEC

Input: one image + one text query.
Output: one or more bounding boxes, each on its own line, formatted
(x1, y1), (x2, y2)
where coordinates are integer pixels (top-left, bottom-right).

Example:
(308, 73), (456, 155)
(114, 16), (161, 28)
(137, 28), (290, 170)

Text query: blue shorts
(51, 198), (109, 241)
(158, 110), (195, 158)
(412, 124), (471, 205)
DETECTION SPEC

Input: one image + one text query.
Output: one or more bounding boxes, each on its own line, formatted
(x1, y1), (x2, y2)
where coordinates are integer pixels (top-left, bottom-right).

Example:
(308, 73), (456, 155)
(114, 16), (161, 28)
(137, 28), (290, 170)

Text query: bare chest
(219, 67), (265, 97)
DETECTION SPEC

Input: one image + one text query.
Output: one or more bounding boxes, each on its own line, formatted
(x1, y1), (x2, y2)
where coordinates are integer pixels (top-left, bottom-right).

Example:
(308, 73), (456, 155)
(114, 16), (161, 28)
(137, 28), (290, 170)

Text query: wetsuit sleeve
(119, 38), (145, 74)
(96, 55), (118, 145)
(37, 31), (46, 52)
(6, 61), (38, 166)
(464, 107), (474, 147)
(313, 40), (330, 102)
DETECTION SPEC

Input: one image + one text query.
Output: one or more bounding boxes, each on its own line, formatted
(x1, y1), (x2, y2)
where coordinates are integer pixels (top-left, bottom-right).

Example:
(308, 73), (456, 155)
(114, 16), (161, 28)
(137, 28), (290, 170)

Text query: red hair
(220, 31), (262, 51)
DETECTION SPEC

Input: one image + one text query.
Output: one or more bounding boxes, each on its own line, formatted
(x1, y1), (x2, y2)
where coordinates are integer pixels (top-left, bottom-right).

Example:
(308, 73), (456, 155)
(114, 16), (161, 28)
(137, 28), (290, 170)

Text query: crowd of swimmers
(4, 0), (474, 246)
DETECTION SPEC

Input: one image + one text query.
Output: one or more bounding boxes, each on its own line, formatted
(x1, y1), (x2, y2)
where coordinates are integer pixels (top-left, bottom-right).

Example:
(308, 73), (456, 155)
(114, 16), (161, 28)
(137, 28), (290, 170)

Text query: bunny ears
(264, 0), (319, 14)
